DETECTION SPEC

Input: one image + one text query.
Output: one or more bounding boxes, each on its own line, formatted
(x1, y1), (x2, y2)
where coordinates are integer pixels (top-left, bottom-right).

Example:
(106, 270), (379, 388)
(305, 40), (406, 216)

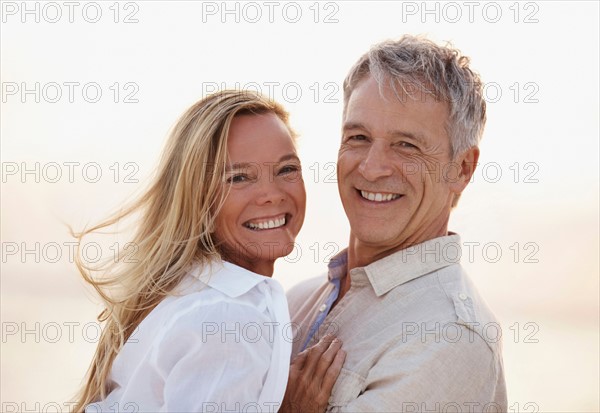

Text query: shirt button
(458, 293), (468, 301)
(319, 303), (327, 312)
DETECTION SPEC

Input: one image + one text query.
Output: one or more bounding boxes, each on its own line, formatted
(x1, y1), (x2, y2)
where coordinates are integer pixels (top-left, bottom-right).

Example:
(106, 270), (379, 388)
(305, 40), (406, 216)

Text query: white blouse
(86, 261), (292, 413)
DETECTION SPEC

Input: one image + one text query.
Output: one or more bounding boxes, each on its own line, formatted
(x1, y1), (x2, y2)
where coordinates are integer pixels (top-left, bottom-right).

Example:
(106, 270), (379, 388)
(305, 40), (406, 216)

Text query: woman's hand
(280, 334), (346, 413)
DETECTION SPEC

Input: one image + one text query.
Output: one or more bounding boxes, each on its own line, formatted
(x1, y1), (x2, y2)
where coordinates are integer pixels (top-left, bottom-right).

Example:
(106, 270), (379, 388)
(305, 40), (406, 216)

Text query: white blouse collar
(189, 260), (271, 298)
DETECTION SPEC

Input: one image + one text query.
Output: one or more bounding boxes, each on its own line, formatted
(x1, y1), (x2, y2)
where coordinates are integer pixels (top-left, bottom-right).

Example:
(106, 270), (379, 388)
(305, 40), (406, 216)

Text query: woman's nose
(255, 180), (286, 205)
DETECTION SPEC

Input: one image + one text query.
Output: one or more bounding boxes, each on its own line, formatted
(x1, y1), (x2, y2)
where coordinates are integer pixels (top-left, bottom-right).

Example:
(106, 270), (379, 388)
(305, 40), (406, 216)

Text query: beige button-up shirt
(287, 234), (507, 412)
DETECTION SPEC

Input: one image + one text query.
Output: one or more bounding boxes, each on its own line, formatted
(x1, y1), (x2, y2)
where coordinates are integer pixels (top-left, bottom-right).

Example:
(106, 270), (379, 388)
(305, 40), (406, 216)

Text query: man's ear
(449, 146), (480, 195)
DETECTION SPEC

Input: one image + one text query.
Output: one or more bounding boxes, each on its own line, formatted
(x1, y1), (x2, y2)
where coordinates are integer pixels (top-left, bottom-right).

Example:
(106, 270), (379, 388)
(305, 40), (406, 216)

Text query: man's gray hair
(343, 35), (486, 158)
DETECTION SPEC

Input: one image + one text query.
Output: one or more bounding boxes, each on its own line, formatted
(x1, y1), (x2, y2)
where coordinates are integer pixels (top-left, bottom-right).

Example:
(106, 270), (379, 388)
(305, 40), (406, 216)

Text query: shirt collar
(329, 234), (462, 297)
(189, 260), (268, 298)
(327, 250), (349, 282)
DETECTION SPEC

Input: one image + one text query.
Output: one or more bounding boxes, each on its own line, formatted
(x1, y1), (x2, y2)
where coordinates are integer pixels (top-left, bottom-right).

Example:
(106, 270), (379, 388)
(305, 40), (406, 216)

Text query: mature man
(285, 36), (507, 412)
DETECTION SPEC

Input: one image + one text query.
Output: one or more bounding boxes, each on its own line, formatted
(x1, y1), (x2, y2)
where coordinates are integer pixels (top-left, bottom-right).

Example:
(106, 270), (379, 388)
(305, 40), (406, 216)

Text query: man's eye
(348, 134), (368, 142)
(397, 141), (417, 149)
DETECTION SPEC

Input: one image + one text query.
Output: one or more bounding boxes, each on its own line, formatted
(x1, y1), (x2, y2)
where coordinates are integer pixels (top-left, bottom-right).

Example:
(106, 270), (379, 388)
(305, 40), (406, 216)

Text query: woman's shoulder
(114, 264), (290, 377)
(135, 262), (288, 348)
(154, 279), (268, 328)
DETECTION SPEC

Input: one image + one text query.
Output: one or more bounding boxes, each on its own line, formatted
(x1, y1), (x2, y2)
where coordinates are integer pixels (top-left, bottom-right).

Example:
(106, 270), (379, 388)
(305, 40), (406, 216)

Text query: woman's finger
(302, 333), (336, 375)
(290, 348), (309, 371)
(312, 338), (343, 382)
(320, 349), (346, 399)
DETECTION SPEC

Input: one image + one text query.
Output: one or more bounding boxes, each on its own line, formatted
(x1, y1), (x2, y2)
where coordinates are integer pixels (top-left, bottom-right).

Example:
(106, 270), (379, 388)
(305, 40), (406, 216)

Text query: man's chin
(350, 228), (405, 248)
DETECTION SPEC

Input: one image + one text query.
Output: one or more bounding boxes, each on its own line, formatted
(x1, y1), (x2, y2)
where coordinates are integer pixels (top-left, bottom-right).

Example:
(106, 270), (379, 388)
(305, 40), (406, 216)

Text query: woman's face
(214, 112), (306, 276)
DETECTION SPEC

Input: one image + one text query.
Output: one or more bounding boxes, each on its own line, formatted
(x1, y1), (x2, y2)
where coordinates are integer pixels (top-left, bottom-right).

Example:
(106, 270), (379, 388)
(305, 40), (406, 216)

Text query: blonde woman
(72, 90), (345, 412)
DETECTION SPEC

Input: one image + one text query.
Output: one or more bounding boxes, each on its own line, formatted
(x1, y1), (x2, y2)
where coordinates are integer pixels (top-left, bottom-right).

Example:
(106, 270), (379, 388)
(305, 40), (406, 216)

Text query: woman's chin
(219, 231), (301, 273)
(253, 241), (298, 263)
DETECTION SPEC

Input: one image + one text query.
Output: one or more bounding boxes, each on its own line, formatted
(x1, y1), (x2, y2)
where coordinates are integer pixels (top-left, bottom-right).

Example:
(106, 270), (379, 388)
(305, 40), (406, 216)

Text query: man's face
(338, 75), (470, 257)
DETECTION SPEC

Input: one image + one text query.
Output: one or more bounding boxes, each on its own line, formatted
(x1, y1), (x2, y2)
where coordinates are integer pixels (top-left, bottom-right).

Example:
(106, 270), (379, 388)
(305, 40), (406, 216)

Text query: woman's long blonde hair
(72, 90), (293, 411)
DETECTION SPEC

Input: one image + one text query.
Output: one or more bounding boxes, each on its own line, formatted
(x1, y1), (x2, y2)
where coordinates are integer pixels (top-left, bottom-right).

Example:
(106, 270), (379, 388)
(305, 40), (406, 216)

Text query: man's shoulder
(286, 272), (329, 308)
(364, 262), (502, 354)
(436, 265), (500, 328)
(408, 264), (503, 356)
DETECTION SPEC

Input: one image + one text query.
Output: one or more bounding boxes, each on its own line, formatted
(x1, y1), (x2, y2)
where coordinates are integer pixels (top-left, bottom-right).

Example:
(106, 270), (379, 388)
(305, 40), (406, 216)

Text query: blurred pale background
(1, 1), (598, 411)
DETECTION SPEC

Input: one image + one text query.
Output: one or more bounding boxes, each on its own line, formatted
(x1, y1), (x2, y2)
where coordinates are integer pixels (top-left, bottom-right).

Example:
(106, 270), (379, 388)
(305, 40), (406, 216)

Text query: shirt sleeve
(333, 323), (505, 413)
(153, 301), (274, 412)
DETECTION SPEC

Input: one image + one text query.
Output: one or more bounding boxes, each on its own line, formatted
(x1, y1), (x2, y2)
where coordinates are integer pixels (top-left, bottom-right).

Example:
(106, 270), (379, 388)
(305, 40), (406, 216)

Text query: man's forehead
(342, 75), (450, 145)
(350, 74), (438, 101)
(349, 81), (445, 117)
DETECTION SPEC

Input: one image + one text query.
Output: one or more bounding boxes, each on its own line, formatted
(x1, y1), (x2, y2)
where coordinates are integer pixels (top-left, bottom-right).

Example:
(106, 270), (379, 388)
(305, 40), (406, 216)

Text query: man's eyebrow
(343, 121), (426, 142)
(342, 121), (368, 131)
(389, 130), (426, 143)
(225, 153), (300, 171)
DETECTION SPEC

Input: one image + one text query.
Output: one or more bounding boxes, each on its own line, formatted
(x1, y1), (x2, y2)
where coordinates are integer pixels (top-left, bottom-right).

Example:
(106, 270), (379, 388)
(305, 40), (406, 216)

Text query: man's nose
(358, 143), (394, 181)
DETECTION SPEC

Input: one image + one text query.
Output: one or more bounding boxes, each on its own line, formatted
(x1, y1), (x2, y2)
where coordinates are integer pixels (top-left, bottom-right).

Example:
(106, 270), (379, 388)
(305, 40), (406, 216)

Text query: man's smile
(358, 189), (403, 203)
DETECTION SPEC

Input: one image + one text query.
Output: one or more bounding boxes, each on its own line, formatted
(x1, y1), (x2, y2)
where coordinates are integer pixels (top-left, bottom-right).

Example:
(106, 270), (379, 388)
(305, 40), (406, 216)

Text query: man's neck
(332, 229), (450, 310)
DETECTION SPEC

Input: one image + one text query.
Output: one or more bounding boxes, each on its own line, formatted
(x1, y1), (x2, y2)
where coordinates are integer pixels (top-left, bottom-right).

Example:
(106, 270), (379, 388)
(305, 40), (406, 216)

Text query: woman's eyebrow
(225, 154), (299, 172)
(225, 162), (253, 172)
(279, 153), (300, 163)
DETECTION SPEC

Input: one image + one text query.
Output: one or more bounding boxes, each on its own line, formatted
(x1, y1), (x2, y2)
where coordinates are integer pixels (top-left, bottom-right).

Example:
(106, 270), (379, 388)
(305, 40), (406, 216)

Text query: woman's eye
(227, 174), (248, 184)
(278, 164), (300, 175)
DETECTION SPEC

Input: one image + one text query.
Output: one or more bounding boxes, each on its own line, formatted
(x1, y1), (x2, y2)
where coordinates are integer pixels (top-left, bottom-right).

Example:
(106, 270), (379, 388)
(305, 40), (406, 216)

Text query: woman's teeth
(246, 216), (286, 230)
(360, 190), (401, 202)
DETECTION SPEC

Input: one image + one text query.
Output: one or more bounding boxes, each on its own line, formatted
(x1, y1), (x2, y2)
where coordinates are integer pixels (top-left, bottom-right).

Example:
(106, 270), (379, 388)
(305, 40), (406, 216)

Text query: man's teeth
(246, 216), (286, 230)
(360, 190), (401, 202)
